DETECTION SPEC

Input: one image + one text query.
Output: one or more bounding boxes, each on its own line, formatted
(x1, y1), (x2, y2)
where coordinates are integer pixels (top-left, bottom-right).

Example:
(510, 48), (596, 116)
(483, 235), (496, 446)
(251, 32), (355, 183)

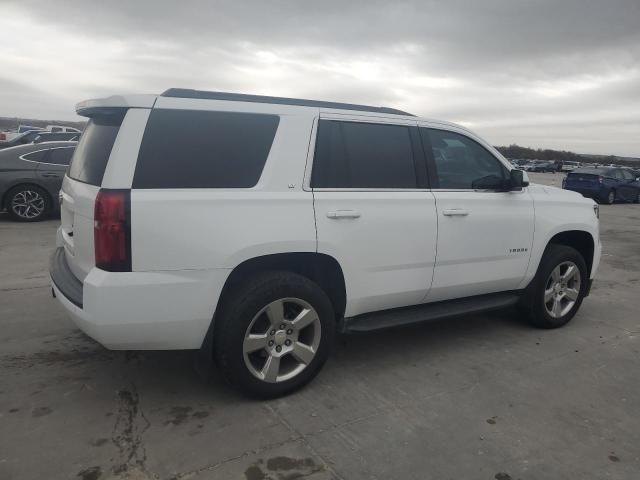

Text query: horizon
(1, 0), (639, 156)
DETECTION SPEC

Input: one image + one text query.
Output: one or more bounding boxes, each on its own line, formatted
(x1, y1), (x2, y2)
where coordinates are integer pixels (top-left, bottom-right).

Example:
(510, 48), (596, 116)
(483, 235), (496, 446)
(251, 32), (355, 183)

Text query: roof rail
(160, 88), (414, 116)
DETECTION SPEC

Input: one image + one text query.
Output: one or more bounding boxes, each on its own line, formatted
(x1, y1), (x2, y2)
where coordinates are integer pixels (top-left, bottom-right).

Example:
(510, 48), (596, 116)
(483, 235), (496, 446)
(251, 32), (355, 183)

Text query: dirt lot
(1, 172), (639, 480)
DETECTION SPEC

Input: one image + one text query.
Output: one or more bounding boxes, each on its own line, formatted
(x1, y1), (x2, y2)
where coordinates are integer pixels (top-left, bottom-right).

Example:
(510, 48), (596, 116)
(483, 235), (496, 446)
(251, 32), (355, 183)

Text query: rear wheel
(6, 185), (50, 222)
(521, 244), (588, 329)
(214, 272), (335, 398)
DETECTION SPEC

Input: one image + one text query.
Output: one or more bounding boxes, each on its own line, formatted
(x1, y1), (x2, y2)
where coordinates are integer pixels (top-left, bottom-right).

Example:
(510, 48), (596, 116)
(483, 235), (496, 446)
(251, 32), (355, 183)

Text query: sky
(1, 0), (639, 156)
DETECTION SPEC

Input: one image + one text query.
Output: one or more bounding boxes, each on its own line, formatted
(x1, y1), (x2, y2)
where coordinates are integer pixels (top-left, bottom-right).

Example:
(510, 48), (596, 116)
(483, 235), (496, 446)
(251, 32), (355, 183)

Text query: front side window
(311, 120), (417, 189)
(423, 128), (508, 189)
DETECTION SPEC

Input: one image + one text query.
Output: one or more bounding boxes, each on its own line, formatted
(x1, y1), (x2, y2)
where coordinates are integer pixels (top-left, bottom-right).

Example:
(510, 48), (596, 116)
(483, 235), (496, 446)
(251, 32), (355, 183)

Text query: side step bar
(342, 292), (521, 333)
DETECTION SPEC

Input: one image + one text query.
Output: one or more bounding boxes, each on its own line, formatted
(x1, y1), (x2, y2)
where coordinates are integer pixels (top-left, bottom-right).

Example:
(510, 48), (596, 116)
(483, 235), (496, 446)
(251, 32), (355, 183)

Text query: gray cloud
(1, 0), (639, 155)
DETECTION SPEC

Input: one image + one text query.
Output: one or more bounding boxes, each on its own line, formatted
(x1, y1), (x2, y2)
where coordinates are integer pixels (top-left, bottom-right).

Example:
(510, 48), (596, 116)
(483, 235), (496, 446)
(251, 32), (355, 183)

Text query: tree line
(494, 144), (636, 167)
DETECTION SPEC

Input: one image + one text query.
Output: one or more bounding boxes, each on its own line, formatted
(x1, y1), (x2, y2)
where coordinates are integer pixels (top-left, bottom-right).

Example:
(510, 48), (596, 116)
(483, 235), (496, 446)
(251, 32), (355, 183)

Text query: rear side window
(68, 114), (123, 185)
(311, 120), (417, 189)
(47, 147), (75, 165)
(21, 150), (47, 162)
(133, 109), (280, 188)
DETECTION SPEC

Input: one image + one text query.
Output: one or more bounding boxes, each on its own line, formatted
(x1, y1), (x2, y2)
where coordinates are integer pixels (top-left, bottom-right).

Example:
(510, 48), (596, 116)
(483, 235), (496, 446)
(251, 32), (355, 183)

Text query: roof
(160, 88), (414, 116)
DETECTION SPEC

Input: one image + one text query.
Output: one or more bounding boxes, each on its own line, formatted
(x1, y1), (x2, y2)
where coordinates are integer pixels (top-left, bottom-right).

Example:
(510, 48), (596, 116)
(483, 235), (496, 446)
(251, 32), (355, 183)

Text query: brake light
(94, 189), (131, 272)
(0, 132), (5, 141)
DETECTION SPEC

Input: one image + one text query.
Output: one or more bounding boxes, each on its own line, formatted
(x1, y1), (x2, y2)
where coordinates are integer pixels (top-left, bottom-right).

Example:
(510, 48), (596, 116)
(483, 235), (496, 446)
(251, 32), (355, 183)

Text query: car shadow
(36, 306), (529, 404)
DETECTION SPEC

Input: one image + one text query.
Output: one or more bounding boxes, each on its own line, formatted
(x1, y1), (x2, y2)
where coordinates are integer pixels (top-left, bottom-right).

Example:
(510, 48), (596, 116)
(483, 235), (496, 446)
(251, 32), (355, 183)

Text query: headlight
(593, 204), (599, 219)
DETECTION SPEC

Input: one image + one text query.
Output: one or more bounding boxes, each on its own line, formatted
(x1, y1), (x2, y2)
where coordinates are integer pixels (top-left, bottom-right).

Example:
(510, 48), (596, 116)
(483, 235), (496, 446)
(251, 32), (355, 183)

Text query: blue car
(563, 167), (640, 204)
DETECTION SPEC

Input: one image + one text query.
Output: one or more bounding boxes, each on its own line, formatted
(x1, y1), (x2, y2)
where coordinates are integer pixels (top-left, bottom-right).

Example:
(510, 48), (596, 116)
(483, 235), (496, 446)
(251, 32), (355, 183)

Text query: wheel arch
(546, 230), (595, 276)
(201, 252), (347, 350)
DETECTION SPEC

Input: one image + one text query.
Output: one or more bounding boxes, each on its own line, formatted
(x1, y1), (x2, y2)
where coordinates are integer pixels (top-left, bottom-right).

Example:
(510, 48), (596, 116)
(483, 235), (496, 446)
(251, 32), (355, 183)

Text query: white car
(50, 89), (601, 398)
(561, 161), (582, 172)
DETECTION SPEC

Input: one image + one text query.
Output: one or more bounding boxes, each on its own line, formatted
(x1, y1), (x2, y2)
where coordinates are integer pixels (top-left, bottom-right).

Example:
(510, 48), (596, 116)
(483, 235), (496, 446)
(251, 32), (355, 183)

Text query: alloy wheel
(243, 298), (321, 383)
(11, 190), (45, 219)
(543, 261), (581, 319)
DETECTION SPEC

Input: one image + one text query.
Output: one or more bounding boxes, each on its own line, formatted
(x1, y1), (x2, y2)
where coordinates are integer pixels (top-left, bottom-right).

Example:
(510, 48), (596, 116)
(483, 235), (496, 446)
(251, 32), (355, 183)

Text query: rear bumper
(50, 247), (230, 350)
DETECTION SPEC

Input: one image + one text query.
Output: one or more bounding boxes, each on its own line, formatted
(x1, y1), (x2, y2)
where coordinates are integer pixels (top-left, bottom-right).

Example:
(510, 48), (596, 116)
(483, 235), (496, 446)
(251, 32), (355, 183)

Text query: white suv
(51, 89), (601, 397)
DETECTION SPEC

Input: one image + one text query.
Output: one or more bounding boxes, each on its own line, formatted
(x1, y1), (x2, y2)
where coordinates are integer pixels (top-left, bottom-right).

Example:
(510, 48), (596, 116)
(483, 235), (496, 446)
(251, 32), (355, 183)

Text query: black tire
(633, 191), (640, 204)
(214, 271), (335, 398)
(520, 244), (588, 329)
(604, 189), (615, 205)
(5, 185), (51, 222)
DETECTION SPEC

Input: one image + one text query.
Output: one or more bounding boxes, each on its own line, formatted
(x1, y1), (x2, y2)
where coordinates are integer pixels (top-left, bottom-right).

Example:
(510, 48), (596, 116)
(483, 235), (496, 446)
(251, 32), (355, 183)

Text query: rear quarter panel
(130, 101), (318, 271)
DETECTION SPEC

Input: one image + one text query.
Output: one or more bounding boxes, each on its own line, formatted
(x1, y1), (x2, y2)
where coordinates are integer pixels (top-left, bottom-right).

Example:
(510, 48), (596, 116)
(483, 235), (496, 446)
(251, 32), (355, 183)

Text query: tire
(520, 244), (588, 329)
(604, 189), (615, 205)
(5, 185), (51, 222)
(214, 271), (335, 398)
(633, 191), (640, 204)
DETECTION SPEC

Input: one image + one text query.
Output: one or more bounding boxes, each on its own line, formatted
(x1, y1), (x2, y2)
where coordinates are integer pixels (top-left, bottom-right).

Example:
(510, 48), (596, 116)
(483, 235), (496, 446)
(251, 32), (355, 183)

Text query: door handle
(42, 173), (59, 178)
(327, 210), (361, 219)
(442, 209), (469, 216)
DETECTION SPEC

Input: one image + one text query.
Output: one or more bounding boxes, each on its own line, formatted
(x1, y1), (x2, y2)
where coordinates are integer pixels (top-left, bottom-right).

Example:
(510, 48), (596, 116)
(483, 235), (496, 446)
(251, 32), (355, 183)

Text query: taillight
(0, 132), (6, 141)
(94, 189), (131, 272)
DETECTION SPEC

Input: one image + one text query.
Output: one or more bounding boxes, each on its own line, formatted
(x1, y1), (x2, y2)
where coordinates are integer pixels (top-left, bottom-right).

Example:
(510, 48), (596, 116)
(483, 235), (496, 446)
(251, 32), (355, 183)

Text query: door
(311, 116), (438, 317)
(35, 146), (75, 199)
(616, 169), (639, 201)
(421, 127), (534, 302)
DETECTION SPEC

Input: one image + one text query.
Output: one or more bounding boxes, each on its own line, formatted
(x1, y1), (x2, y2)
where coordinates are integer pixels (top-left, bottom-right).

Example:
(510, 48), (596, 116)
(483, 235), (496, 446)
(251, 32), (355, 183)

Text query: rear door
(421, 126), (534, 302)
(35, 146), (74, 197)
(311, 115), (437, 317)
(61, 114), (125, 280)
(616, 169), (639, 201)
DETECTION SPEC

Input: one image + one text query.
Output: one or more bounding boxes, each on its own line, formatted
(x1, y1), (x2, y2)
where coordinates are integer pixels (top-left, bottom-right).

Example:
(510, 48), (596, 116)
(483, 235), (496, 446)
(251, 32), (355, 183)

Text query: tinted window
(21, 150), (47, 162)
(68, 114), (123, 185)
(311, 120), (417, 189)
(620, 169), (634, 180)
(133, 110), (279, 189)
(47, 147), (75, 165)
(424, 128), (507, 189)
(34, 133), (75, 143)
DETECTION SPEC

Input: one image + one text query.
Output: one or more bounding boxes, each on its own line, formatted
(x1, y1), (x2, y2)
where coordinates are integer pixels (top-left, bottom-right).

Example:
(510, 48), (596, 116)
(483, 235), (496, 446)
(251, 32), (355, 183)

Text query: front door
(311, 116), (438, 318)
(420, 126), (534, 302)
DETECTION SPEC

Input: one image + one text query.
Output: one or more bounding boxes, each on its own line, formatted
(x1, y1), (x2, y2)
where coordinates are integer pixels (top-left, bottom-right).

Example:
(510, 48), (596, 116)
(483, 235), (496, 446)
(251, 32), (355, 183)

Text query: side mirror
(509, 169), (529, 191)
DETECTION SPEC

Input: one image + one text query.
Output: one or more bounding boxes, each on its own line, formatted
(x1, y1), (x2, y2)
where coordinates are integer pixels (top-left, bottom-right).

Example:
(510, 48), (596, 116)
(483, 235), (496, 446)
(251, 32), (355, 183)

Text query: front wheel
(214, 272), (335, 398)
(521, 244), (588, 329)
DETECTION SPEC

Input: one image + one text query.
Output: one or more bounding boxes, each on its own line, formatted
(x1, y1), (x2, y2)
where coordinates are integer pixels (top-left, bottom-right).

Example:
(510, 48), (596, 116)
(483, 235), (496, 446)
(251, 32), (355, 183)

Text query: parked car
(0, 130), (45, 149)
(528, 160), (556, 173)
(0, 141), (76, 221)
(563, 167), (640, 204)
(561, 161), (581, 172)
(45, 125), (82, 133)
(50, 89), (601, 398)
(34, 132), (81, 143)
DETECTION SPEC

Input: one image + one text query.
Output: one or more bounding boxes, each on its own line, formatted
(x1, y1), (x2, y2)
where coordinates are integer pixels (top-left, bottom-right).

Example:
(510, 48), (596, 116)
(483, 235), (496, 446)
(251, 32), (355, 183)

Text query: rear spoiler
(75, 94), (156, 117)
